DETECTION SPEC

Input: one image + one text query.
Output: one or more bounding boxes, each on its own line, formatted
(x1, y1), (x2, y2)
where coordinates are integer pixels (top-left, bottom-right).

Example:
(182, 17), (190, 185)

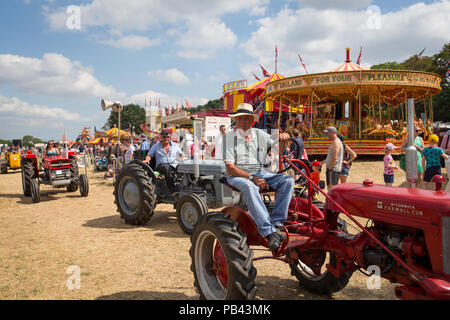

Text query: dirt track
(1, 159), (433, 300)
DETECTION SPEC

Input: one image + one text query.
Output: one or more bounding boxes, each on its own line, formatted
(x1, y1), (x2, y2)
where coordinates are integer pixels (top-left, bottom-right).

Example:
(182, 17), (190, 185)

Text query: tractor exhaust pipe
(406, 98), (418, 188)
(191, 117), (202, 180)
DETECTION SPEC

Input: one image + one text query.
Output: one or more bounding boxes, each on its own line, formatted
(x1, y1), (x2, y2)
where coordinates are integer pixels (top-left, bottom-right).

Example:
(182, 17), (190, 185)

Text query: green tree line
(371, 42), (450, 122)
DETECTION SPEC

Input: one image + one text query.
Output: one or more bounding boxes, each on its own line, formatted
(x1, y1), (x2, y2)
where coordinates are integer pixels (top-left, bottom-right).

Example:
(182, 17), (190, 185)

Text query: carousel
(265, 48), (442, 155)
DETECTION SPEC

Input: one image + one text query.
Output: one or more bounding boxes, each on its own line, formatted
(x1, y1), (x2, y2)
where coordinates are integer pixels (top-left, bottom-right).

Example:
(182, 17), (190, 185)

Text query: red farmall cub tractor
(190, 156), (450, 300)
(21, 150), (89, 203)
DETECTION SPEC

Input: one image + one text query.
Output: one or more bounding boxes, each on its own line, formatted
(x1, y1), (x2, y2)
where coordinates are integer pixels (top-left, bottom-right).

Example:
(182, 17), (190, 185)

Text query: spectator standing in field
(337, 134), (357, 184)
(383, 143), (399, 186)
(422, 134), (448, 189)
(211, 125), (227, 160)
(321, 126), (343, 191)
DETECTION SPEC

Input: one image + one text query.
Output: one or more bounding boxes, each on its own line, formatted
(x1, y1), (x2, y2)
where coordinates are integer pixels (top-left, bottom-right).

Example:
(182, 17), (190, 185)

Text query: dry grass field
(0, 158), (446, 300)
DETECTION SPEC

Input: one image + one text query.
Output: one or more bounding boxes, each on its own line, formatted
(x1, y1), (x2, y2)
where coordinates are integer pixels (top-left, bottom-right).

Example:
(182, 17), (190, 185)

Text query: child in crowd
(311, 160), (321, 186)
(384, 143), (398, 186)
(422, 134), (448, 189)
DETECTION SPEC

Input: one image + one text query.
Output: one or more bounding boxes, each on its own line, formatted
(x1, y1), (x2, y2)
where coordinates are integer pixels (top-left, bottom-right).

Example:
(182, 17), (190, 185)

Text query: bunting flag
(356, 46), (362, 66)
(298, 54), (308, 74)
(158, 99), (161, 107)
(251, 72), (261, 81)
(275, 44), (278, 60)
(413, 48), (426, 65)
(144, 98), (147, 107)
(185, 100), (192, 109)
(176, 102), (179, 112)
(168, 106), (172, 115)
(259, 64), (271, 78)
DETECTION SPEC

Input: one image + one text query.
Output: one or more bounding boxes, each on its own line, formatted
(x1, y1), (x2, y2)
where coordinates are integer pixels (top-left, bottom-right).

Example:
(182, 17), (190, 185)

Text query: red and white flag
(259, 64), (271, 78)
(251, 72), (261, 81)
(356, 46), (362, 66)
(185, 100), (192, 109)
(176, 102), (179, 112)
(298, 54), (308, 74)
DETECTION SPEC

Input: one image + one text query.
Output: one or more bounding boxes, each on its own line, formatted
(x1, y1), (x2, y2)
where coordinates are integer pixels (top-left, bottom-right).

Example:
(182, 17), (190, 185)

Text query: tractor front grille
(50, 160), (70, 168)
(51, 168), (70, 180)
(443, 216), (450, 275)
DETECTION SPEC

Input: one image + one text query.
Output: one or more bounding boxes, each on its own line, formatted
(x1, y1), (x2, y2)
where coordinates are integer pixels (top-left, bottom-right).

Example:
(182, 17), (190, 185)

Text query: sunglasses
(162, 135), (170, 138)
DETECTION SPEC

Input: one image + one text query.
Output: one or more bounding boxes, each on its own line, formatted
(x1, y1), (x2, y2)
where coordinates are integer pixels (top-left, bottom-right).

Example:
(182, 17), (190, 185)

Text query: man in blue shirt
(143, 129), (184, 192)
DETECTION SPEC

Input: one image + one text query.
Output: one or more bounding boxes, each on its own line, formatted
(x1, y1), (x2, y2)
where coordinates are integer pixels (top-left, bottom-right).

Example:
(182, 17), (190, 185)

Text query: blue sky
(0, 0), (449, 140)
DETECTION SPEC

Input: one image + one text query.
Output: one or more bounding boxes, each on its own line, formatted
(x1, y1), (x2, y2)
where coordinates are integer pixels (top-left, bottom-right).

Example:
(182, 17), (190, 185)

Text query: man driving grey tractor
(223, 103), (294, 251)
(143, 128), (184, 193)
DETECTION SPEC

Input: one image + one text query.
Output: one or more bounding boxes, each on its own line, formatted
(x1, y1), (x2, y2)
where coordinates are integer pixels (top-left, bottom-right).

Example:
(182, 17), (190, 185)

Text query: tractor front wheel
(79, 174), (89, 197)
(114, 163), (156, 225)
(190, 213), (257, 300)
(30, 178), (40, 203)
(176, 194), (208, 235)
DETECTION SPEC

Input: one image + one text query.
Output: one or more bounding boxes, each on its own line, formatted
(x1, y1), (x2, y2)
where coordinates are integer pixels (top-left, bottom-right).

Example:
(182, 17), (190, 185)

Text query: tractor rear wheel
(190, 213), (257, 300)
(289, 250), (353, 295)
(79, 174), (89, 197)
(30, 178), (40, 203)
(176, 194), (208, 235)
(22, 160), (35, 196)
(114, 163), (156, 225)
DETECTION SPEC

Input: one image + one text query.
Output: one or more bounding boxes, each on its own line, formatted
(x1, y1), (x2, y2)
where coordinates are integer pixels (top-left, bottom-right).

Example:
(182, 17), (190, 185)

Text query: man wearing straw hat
(223, 103), (294, 251)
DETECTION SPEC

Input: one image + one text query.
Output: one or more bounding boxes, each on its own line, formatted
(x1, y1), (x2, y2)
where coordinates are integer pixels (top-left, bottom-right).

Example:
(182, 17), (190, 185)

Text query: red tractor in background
(21, 150), (89, 203)
(189, 156), (450, 300)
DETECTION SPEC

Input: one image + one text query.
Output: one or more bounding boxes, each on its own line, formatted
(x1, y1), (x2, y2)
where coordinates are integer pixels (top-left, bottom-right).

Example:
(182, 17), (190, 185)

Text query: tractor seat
(219, 177), (276, 193)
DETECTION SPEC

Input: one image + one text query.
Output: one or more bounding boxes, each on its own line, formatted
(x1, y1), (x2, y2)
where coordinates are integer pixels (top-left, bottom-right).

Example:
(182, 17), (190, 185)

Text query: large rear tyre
(79, 174), (89, 197)
(114, 163), (156, 225)
(176, 194), (208, 235)
(289, 251), (353, 295)
(22, 161), (35, 196)
(30, 178), (40, 203)
(190, 213), (257, 300)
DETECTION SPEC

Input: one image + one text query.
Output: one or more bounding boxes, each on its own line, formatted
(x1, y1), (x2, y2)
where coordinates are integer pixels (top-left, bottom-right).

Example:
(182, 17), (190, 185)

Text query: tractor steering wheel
(277, 138), (301, 174)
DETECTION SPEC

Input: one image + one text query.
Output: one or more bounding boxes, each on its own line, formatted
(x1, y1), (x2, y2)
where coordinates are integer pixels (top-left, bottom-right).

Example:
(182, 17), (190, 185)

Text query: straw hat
(229, 103), (258, 121)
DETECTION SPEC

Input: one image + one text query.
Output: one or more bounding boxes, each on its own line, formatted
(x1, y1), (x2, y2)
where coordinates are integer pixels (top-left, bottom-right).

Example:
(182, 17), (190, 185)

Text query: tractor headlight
(66, 171), (71, 177)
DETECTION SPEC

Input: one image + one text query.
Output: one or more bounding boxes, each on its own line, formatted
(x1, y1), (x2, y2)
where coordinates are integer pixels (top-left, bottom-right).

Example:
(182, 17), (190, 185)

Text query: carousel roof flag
(356, 46), (362, 66)
(329, 48), (368, 72)
(298, 54), (308, 74)
(251, 72), (261, 81)
(259, 64), (271, 78)
(246, 72), (284, 91)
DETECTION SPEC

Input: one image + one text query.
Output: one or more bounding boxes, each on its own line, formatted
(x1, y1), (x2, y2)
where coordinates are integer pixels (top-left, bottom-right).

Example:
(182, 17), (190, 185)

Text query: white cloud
(100, 35), (160, 50)
(44, 0), (265, 57)
(177, 19), (237, 59)
(0, 94), (87, 122)
(148, 68), (190, 85)
(241, 2), (450, 77)
(0, 53), (125, 99)
(298, 0), (373, 10)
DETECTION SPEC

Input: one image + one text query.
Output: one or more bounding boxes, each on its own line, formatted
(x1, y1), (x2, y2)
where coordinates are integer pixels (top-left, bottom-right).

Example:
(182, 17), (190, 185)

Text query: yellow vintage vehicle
(0, 151), (21, 174)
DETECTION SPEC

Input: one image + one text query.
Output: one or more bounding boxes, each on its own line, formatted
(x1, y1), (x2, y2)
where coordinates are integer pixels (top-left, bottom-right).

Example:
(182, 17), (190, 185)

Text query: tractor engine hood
(326, 182), (450, 230)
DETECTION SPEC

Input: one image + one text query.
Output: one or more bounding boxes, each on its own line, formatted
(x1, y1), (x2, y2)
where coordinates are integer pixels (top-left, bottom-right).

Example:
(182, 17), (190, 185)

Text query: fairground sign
(223, 80), (248, 93)
(266, 70), (442, 96)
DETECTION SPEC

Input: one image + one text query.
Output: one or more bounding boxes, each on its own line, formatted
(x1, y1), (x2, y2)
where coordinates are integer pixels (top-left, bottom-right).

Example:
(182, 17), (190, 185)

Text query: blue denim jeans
(227, 170), (294, 238)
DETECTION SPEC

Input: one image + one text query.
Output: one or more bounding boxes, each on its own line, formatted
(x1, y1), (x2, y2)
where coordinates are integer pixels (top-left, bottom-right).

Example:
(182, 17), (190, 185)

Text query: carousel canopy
(328, 48), (368, 72)
(105, 127), (131, 138)
(247, 73), (284, 91)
